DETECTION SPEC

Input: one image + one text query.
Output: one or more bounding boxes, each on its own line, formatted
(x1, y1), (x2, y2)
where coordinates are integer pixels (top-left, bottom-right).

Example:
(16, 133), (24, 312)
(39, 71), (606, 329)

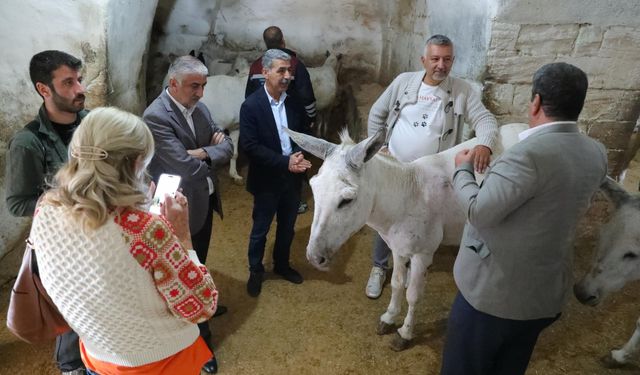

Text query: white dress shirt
(265, 86), (292, 155)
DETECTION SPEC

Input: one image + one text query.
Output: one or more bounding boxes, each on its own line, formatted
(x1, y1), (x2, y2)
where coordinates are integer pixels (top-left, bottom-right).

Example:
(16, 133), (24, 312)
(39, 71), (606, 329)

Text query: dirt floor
(1, 157), (640, 375)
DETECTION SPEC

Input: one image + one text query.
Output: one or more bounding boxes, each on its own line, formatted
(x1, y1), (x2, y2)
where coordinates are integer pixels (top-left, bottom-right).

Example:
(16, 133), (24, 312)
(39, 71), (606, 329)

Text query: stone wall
(0, 0), (156, 268)
(0, 0), (110, 262)
(483, 0), (640, 176)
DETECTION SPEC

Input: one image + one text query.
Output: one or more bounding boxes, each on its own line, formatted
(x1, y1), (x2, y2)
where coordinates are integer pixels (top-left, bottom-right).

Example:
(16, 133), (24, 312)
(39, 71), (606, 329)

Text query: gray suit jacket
(144, 90), (233, 234)
(453, 122), (607, 320)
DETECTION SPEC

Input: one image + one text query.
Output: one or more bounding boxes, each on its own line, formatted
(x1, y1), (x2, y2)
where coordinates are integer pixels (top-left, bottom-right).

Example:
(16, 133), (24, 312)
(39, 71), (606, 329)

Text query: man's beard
(51, 87), (85, 114)
(432, 71), (448, 82)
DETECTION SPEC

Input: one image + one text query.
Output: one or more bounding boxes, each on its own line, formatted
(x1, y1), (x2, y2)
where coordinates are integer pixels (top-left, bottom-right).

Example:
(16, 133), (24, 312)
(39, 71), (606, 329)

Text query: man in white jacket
(365, 34), (498, 299)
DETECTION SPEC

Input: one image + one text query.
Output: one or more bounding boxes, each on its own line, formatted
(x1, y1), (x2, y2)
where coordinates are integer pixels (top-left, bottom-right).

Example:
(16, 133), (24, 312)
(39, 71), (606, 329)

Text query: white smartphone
(149, 173), (182, 215)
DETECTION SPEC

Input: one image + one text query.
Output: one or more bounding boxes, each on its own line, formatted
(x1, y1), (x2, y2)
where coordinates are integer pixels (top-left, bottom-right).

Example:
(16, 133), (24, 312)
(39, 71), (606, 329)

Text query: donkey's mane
(335, 128), (418, 193)
(338, 128), (356, 145)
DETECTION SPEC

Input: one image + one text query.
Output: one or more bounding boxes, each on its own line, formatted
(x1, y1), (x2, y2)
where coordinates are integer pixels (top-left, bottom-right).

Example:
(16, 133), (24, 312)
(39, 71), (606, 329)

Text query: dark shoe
(62, 369), (87, 375)
(297, 201), (309, 214)
(213, 304), (227, 317)
(202, 356), (218, 374)
(274, 266), (303, 284)
(247, 271), (263, 297)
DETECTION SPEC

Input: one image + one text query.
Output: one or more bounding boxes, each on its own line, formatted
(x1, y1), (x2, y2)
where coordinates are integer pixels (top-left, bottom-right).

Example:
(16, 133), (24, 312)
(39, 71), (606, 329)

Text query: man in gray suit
(144, 54), (233, 374)
(440, 62), (608, 375)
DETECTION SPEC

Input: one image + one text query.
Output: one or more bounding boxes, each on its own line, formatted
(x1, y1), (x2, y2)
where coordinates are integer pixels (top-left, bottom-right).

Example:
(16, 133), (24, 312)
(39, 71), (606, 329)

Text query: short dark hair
(531, 62), (588, 121)
(263, 26), (284, 49)
(29, 50), (82, 94)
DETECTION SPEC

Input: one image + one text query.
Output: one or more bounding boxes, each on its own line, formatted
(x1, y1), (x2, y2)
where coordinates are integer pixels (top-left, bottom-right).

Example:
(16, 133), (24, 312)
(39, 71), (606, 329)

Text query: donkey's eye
(623, 252), (638, 260)
(338, 198), (353, 209)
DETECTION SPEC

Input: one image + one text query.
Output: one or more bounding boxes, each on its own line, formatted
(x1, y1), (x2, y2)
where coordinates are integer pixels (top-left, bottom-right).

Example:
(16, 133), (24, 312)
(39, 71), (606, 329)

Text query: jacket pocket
(466, 238), (491, 259)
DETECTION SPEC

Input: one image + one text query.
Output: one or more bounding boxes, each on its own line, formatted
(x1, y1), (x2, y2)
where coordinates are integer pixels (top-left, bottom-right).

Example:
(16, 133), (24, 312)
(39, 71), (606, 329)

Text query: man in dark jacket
(245, 26), (317, 122)
(245, 25), (316, 214)
(5, 50), (87, 375)
(240, 49), (312, 297)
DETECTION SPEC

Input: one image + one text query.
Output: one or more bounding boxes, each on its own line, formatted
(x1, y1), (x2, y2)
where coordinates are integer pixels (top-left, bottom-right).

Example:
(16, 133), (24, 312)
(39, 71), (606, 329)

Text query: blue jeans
(86, 369), (99, 375)
(371, 233), (391, 269)
(247, 189), (300, 273)
(55, 330), (84, 372)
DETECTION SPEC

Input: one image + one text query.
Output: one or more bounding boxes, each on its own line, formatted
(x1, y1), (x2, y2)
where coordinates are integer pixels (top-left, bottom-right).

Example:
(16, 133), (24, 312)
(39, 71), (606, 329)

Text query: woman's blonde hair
(45, 107), (155, 230)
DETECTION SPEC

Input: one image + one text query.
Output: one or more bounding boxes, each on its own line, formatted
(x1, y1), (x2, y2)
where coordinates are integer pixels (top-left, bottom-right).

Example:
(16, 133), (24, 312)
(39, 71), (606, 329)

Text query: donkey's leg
(606, 316), (640, 367)
(391, 253), (432, 351)
(378, 251), (408, 335)
(228, 129), (243, 185)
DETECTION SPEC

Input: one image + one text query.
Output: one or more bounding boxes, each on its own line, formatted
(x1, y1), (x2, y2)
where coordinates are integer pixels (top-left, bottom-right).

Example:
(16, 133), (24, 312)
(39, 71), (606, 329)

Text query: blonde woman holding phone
(29, 107), (219, 375)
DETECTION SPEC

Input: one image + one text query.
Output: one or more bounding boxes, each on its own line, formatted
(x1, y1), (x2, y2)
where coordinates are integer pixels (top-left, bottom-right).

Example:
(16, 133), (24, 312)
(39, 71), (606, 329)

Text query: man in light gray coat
(365, 34), (498, 298)
(144, 55), (233, 374)
(440, 62), (608, 375)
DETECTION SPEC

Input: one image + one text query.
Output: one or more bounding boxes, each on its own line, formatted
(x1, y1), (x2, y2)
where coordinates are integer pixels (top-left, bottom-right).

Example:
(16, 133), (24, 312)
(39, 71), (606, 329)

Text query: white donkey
(575, 178), (640, 367)
(286, 123), (527, 350)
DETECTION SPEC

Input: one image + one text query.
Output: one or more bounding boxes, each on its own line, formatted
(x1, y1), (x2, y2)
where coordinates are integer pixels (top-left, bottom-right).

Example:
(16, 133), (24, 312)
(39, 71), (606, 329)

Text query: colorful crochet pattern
(115, 208), (218, 324)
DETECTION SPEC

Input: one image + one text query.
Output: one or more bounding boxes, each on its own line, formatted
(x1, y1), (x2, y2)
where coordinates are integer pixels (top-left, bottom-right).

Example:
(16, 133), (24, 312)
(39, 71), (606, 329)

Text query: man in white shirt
(365, 34), (499, 299)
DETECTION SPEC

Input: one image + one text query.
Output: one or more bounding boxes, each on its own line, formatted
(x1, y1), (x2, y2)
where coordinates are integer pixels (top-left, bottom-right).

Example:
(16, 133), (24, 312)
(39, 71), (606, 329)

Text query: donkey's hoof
(390, 332), (410, 351)
(377, 321), (395, 335)
(231, 176), (244, 186)
(600, 353), (624, 369)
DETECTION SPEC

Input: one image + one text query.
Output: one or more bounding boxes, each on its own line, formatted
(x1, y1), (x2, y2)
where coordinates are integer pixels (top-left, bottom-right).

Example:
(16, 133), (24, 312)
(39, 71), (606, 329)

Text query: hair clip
(70, 146), (109, 160)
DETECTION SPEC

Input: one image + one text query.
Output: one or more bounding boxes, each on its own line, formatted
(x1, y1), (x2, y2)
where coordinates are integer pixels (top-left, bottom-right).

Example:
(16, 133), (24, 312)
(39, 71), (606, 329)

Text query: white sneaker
(365, 266), (386, 299)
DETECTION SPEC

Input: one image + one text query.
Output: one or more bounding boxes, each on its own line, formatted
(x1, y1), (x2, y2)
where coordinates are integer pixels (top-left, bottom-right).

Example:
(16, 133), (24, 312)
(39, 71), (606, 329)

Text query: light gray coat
(453, 122), (607, 320)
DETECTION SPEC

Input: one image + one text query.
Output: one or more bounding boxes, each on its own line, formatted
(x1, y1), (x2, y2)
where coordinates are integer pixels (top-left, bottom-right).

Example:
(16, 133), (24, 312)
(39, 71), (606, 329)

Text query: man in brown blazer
(440, 62), (608, 375)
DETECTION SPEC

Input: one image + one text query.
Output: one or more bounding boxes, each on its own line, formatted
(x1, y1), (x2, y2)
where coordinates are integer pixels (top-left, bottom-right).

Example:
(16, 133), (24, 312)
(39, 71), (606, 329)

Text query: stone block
(607, 149), (627, 177)
(574, 25), (604, 57)
(599, 26), (640, 59)
(516, 24), (579, 56)
(489, 22), (520, 52)
(582, 89), (640, 122)
(484, 82), (514, 115)
(497, 113), (528, 125)
(512, 84), (532, 114)
(486, 55), (552, 83)
(562, 56), (640, 90)
(586, 120), (635, 150)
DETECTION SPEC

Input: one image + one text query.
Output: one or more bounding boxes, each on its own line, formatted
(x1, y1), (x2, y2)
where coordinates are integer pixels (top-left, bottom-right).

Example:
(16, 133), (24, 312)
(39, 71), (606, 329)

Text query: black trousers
(55, 330), (84, 371)
(440, 292), (559, 375)
(191, 194), (215, 346)
(247, 187), (300, 273)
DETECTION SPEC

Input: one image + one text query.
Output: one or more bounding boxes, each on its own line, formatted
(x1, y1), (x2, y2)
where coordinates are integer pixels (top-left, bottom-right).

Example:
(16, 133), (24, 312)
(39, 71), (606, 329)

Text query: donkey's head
(287, 129), (385, 270)
(574, 178), (640, 306)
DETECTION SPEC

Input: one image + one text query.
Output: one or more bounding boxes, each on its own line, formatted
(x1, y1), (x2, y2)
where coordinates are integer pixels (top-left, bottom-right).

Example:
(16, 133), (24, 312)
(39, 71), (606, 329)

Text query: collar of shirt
(166, 89), (196, 136)
(264, 86), (292, 155)
(264, 85), (288, 106)
(518, 121), (577, 141)
(166, 89), (196, 120)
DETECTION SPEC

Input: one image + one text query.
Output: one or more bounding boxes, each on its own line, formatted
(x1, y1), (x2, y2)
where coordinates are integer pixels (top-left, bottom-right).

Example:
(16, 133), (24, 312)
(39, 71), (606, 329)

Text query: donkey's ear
(285, 128), (337, 160)
(601, 176), (631, 208)
(197, 52), (206, 65)
(346, 128), (385, 169)
(189, 50), (196, 57)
